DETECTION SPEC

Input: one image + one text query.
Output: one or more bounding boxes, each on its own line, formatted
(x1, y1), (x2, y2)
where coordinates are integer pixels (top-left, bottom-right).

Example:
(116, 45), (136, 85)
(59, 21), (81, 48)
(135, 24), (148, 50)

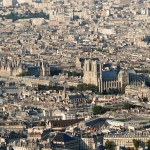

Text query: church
(83, 59), (147, 93)
(0, 55), (58, 77)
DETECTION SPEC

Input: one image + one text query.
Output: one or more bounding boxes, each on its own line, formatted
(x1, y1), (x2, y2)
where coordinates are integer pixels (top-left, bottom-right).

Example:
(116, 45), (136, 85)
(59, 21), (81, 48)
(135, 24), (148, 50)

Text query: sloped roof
(53, 132), (75, 143)
(127, 69), (136, 74)
(68, 93), (85, 99)
(102, 70), (118, 78)
(50, 118), (84, 127)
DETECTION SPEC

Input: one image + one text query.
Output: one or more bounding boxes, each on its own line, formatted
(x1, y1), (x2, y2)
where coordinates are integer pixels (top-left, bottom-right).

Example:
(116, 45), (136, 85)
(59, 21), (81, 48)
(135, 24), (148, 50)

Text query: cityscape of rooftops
(0, 0), (150, 150)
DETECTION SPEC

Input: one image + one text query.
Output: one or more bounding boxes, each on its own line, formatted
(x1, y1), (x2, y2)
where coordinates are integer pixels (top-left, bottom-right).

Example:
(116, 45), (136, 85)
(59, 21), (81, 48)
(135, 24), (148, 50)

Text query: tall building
(83, 60), (146, 93)
(83, 60), (103, 92)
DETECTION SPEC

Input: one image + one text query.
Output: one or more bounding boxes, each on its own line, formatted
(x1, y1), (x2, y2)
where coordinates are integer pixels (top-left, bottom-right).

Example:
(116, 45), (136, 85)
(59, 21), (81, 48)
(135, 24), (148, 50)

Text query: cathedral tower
(83, 60), (103, 92)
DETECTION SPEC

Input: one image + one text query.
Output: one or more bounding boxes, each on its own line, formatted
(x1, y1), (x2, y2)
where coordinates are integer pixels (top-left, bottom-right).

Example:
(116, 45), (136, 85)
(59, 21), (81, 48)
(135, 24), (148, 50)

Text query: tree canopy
(146, 140), (150, 150)
(92, 106), (110, 115)
(135, 70), (150, 74)
(1, 10), (49, 22)
(75, 83), (99, 93)
(17, 71), (31, 77)
(63, 70), (83, 77)
(38, 85), (64, 92)
(132, 139), (139, 150)
(105, 140), (115, 150)
(123, 103), (136, 110)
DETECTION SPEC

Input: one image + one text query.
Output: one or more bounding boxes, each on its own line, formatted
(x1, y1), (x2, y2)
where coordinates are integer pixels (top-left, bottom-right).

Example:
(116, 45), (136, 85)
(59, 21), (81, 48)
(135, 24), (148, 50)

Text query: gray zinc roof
(102, 70), (118, 78)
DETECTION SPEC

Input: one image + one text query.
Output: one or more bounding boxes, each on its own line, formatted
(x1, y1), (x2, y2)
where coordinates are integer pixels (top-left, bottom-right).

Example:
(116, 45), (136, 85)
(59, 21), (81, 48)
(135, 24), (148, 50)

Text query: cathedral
(83, 59), (147, 93)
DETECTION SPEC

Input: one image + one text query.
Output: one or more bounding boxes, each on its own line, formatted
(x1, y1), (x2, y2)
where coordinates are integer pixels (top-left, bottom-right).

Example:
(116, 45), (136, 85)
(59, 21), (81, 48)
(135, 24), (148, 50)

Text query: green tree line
(135, 70), (150, 74)
(74, 83), (99, 93)
(16, 71), (31, 77)
(63, 70), (83, 77)
(1, 11), (49, 22)
(38, 85), (64, 92)
(92, 103), (139, 115)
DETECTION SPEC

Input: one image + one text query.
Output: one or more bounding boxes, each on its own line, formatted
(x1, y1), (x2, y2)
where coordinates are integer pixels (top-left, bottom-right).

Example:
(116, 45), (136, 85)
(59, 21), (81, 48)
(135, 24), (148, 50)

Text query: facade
(28, 61), (51, 77)
(0, 57), (22, 76)
(80, 134), (103, 150)
(28, 132), (42, 140)
(103, 134), (150, 148)
(3, 0), (17, 6)
(0, 120), (26, 130)
(83, 60), (146, 93)
(0, 86), (25, 95)
(125, 84), (150, 100)
(66, 93), (87, 104)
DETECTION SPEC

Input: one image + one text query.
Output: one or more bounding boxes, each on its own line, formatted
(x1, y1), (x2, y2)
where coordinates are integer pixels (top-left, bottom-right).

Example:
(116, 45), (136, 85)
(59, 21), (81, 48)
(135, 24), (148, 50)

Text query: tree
(146, 140), (150, 150)
(87, 100), (92, 104)
(38, 84), (64, 92)
(135, 70), (150, 74)
(132, 139), (139, 150)
(75, 83), (99, 93)
(97, 48), (102, 52)
(16, 71), (31, 76)
(63, 70), (83, 77)
(51, 69), (62, 76)
(105, 140), (114, 150)
(17, 40), (21, 45)
(123, 103), (135, 110)
(92, 106), (110, 115)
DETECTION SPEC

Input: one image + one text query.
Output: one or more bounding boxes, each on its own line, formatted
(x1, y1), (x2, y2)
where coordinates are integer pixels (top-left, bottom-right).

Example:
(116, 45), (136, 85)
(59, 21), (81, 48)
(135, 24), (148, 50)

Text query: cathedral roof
(126, 69), (136, 75)
(102, 70), (118, 78)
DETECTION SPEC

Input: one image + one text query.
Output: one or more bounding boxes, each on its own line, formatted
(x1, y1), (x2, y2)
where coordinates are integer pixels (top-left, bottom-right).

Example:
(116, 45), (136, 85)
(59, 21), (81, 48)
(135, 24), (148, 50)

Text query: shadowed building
(46, 118), (85, 130)
(52, 132), (79, 150)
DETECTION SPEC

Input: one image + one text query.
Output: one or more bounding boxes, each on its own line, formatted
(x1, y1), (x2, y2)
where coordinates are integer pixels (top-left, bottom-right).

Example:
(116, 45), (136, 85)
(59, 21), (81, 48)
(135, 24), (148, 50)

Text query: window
(97, 64), (100, 72)
(89, 63), (92, 71)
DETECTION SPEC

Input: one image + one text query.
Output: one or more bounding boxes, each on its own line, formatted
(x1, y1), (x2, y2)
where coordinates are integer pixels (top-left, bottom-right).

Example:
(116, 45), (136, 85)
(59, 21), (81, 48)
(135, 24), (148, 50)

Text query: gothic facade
(28, 61), (51, 77)
(83, 60), (146, 93)
(0, 57), (22, 76)
(0, 56), (52, 77)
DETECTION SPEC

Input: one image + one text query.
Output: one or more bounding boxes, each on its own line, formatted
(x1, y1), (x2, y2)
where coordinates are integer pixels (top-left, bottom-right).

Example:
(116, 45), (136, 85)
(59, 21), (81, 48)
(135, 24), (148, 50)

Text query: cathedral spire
(62, 80), (67, 99)
(117, 61), (121, 72)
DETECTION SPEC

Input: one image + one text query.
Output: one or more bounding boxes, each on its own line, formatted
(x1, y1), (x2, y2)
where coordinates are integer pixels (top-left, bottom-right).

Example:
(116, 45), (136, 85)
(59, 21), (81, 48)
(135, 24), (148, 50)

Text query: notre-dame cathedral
(83, 59), (147, 93)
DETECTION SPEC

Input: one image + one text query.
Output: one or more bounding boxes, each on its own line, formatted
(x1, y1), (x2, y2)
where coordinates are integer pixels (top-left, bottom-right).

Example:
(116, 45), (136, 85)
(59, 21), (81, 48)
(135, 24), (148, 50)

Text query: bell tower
(83, 59), (103, 92)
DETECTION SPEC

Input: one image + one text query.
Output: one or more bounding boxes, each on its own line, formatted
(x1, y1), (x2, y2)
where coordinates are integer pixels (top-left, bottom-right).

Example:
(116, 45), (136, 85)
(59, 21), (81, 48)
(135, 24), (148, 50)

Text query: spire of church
(62, 80), (67, 99)
(117, 61), (121, 72)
